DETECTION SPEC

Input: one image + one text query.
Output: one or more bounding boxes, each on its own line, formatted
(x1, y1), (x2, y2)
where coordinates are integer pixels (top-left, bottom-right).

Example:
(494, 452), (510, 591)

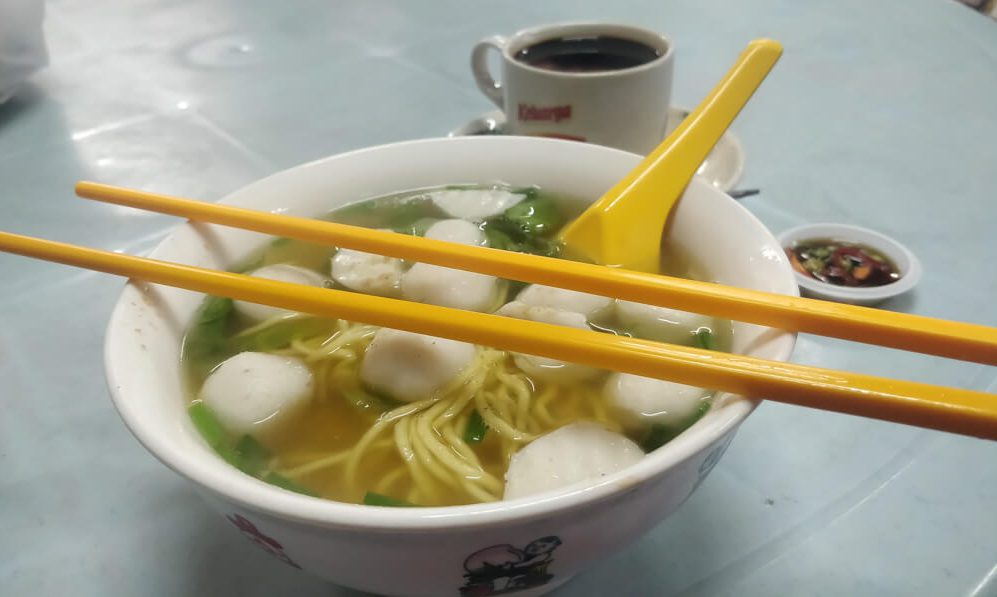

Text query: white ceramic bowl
(104, 137), (797, 597)
(777, 223), (922, 306)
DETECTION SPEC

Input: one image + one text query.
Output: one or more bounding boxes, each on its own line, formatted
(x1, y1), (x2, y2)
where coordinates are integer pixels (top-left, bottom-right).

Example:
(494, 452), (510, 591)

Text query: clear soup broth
(181, 185), (731, 507)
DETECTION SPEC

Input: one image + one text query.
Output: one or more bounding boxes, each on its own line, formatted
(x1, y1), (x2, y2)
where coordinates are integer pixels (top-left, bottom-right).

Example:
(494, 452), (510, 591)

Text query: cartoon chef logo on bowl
(460, 535), (563, 596)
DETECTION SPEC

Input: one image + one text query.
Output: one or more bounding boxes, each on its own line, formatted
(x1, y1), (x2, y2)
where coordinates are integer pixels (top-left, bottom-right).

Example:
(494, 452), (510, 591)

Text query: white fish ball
(495, 301), (600, 383)
(430, 188), (526, 220)
(605, 372), (710, 431)
(199, 352), (313, 436)
(360, 328), (476, 403)
(401, 263), (498, 313)
(614, 300), (713, 345)
(331, 248), (404, 297)
(516, 284), (612, 319)
(234, 264), (328, 323)
(504, 422), (643, 500)
(424, 219), (486, 246)
(495, 301), (588, 329)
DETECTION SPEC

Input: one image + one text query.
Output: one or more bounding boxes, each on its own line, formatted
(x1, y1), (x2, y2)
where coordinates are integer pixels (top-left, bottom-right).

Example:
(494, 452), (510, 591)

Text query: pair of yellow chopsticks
(1, 181), (995, 440)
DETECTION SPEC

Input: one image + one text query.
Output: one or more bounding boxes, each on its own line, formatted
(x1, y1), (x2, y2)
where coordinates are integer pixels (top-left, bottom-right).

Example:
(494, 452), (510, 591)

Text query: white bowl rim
(777, 222), (922, 302)
(105, 136), (797, 531)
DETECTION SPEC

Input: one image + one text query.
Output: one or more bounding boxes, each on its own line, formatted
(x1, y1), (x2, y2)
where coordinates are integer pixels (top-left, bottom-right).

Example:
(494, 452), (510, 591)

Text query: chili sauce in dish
(786, 239), (900, 287)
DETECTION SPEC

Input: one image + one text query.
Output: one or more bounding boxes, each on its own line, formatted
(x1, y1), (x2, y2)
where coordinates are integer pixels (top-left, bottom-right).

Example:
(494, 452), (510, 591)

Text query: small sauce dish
(777, 223), (922, 306)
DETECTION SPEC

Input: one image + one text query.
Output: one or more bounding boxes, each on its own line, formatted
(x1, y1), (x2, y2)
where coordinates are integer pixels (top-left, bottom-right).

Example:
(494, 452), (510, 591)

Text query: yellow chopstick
(75, 181), (997, 366)
(1, 230), (995, 439)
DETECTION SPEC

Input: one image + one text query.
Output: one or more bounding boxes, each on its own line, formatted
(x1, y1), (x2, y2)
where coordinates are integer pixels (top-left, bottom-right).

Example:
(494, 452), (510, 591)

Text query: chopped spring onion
(502, 195), (563, 236)
(188, 402), (227, 448)
(463, 410), (488, 444)
(363, 491), (418, 507)
(640, 402), (714, 453)
(234, 435), (271, 476)
(640, 424), (673, 452)
(263, 472), (317, 496)
(695, 328), (715, 350)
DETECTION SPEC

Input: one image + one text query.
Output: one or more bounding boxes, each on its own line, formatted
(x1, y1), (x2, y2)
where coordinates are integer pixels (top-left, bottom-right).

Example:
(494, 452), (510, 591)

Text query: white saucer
(449, 106), (745, 191)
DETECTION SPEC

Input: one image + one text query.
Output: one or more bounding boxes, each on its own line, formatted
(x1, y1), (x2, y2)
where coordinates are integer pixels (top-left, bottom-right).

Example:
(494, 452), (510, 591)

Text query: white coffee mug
(471, 22), (674, 154)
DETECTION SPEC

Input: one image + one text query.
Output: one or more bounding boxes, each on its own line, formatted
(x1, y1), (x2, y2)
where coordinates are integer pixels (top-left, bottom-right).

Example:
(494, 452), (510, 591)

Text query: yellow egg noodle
(236, 317), (619, 504)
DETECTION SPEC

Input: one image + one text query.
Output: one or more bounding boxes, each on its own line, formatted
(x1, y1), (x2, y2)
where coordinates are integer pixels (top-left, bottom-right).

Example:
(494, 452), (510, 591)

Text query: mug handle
(471, 35), (507, 109)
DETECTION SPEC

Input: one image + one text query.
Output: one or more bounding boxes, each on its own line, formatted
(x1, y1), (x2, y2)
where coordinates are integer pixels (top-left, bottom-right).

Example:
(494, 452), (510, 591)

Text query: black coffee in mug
(514, 35), (662, 73)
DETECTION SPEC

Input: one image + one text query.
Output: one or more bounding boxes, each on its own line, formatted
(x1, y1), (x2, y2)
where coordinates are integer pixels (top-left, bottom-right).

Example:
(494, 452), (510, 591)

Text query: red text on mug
(517, 103), (572, 123)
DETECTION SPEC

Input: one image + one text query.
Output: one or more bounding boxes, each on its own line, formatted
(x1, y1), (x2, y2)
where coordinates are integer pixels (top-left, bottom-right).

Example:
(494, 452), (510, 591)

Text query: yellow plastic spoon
(558, 39), (783, 272)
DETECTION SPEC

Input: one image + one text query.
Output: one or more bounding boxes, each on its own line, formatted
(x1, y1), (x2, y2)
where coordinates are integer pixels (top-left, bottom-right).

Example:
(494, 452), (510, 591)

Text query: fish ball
(424, 219), (486, 246)
(234, 264), (328, 322)
(495, 301), (600, 383)
(605, 372), (710, 431)
(199, 352), (313, 436)
(430, 188), (526, 220)
(360, 328), (476, 403)
(504, 423), (643, 500)
(615, 300), (713, 345)
(401, 264), (498, 313)
(331, 249), (404, 297)
(516, 284), (612, 319)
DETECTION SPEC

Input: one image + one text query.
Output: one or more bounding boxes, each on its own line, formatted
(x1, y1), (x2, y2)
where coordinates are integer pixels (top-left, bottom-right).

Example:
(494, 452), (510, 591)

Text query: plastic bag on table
(0, 0), (47, 104)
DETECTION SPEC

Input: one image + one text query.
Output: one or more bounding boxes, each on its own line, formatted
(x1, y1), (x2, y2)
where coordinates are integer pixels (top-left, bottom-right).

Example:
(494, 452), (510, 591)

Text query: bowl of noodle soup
(105, 136), (797, 596)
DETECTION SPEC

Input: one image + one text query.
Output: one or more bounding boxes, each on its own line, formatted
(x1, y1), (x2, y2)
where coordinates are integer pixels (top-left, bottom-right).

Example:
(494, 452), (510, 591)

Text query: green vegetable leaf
(386, 196), (446, 230)
(215, 444), (242, 468)
(183, 296), (236, 379)
(481, 216), (527, 243)
(345, 386), (401, 413)
(327, 200), (383, 228)
(482, 224), (514, 250)
(187, 296), (234, 354)
(640, 424), (674, 452)
(480, 218), (563, 257)
(463, 410), (488, 444)
(234, 435), (271, 476)
(188, 402), (227, 448)
(502, 196), (564, 236)
(640, 402), (714, 453)
(695, 328), (715, 350)
(527, 237), (563, 258)
(394, 217), (441, 237)
(199, 295), (234, 324)
(189, 404), (277, 476)
(331, 195), (445, 229)
(263, 472), (317, 496)
(363, 491), (418, 507)
(505, 279), (529, 301)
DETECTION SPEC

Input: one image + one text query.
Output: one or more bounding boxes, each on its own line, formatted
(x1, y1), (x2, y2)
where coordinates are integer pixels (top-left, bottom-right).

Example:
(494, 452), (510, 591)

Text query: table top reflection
(1, 1), (995, 596)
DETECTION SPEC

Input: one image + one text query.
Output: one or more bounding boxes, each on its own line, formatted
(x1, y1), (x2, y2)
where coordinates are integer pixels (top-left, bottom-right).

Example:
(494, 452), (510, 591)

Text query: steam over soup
(181, 185), (731, 506)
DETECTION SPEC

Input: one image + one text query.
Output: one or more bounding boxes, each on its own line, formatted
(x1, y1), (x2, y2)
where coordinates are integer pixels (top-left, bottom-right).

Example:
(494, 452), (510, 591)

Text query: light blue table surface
(2, 0), (995, 595)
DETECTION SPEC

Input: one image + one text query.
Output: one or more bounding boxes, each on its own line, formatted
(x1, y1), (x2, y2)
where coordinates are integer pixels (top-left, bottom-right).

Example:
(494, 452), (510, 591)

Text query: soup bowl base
(198, 424), (736, 597)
